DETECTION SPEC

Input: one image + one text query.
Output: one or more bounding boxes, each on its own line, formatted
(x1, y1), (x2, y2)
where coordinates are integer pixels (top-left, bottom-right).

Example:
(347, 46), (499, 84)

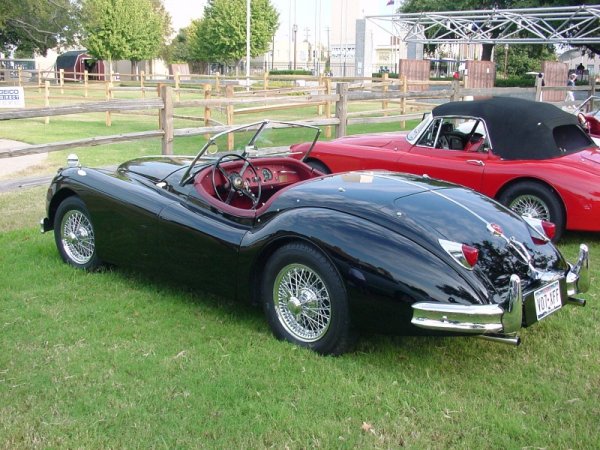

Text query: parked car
(575, 95), (600, 145)
(41, 120), (590, 355)
(294, 97), (600, 241)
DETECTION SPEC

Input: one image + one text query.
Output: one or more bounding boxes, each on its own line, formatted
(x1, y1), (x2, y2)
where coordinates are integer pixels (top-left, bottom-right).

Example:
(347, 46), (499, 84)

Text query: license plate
(534, 280), (562, 320)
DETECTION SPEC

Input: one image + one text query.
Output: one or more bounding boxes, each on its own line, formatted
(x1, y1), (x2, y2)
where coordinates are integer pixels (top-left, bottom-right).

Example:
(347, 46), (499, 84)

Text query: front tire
(498, 181), (565, 241)
(261, 242), (355, 355)
(54, 196), (102, 270)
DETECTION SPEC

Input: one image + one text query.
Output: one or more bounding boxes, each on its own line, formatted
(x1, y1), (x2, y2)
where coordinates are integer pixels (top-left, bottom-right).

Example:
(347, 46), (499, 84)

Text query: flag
(387, 0), (394, 5)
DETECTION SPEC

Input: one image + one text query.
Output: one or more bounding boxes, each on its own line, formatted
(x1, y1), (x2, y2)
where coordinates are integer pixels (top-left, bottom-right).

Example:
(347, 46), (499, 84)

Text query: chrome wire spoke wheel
(273, 263), (331, 342)
(60, 210), (96, 265)
(509, 195), (551, 221)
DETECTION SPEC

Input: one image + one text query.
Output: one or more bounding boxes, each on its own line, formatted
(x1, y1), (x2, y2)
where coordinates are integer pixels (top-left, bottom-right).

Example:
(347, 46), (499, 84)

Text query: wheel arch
(494, 177), (566, 215)
(303, 157), (331, 174)
(247, 235), (342, 305)
(47, 188), (79, 229)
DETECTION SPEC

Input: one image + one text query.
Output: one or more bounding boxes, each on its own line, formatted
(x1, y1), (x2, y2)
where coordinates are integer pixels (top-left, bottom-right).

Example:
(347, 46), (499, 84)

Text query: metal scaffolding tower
(366, 5), (600, 45)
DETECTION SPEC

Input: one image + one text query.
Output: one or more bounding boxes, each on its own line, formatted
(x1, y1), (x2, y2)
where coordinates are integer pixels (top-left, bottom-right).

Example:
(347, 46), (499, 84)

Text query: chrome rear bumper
(411, 244), (590, 345)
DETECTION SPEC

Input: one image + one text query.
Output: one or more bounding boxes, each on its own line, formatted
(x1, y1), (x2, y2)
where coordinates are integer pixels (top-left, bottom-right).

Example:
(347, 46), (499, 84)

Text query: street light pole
(246, 0), (251, 91)
(293, 24), (298, 70)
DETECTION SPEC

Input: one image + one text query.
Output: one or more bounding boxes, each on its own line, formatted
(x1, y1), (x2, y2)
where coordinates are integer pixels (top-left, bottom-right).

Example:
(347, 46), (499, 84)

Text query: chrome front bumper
(411, 244), (590, 345)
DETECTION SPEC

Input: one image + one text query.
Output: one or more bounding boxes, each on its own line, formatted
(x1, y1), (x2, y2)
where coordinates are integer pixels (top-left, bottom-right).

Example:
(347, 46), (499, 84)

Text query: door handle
(466, 160), (485, 166)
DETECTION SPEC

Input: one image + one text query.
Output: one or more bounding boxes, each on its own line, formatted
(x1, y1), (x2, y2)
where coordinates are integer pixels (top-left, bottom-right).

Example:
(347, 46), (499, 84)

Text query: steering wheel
(211, 153), (262, 209)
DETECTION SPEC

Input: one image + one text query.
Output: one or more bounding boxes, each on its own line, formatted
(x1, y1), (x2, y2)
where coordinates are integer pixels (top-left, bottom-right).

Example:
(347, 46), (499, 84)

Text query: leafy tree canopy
(189, 0), (279, 66)
(0, 0), (81, 56)
(82, 0), (170, 63)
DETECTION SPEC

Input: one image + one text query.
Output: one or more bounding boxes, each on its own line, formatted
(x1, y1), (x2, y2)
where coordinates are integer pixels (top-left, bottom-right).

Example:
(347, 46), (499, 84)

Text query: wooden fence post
(263, 71), (269, 90)
(37, 68), (42, 92)
(451, 78), (460, 101)
(382, 72), (389, 116)
(325, 78), (332, 138)
(226, 84), (234, 150)
(204, 83), (212, 138)
(140, 71), (145, 98)
(175, 71), (180, 102)
(335, 82), (349, 138)
(215, 72), (221, 94)
(317, 75), (324, 116)
(17, 68), (22, 87)
(160, 85), (174, 155)
(59, 69), (65, 94)
(44, 81), (50, 125)
(401, 75), (408, 129)
(84, 70), (89, 98)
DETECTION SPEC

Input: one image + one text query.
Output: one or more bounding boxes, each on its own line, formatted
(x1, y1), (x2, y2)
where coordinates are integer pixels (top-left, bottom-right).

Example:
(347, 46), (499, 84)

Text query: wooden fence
(0, 78), (598, 160)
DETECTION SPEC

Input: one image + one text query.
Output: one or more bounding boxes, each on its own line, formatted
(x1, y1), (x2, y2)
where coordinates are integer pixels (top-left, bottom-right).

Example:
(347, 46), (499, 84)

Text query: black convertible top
(433, 97), (592, 160)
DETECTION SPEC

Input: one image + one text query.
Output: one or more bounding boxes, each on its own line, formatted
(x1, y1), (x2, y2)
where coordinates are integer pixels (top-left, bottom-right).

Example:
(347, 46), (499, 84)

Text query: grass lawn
(1, 91), (599, 448)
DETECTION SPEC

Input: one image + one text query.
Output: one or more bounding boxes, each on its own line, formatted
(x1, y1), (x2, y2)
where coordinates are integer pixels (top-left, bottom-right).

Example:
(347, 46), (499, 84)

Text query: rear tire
(261, 242), (355, 355)
(498, 181), (565, 241)
(54, 196), (103, 270)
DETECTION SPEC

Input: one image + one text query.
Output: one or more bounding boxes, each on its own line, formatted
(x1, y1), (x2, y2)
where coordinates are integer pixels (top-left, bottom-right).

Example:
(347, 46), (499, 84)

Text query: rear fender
(240, 208), (489, 333)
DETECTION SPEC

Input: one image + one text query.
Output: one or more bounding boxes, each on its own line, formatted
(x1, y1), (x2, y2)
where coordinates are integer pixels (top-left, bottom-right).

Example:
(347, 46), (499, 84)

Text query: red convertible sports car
(576, 95), (600, 145)
(295, 97), (600, 240)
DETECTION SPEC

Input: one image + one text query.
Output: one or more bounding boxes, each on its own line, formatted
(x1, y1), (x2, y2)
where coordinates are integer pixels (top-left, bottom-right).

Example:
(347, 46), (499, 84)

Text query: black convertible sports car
(41, 121), (590, 355)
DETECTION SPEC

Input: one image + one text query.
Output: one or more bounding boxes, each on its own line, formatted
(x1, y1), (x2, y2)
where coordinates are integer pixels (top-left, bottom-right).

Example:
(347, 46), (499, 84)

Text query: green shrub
(269, 69), (313, 76)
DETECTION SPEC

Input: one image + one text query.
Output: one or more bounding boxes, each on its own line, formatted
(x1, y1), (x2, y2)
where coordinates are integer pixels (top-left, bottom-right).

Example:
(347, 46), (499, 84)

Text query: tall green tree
(0, 0), (81, 56)
(189, 0), (279, 73)
(82, 0), (170, 75)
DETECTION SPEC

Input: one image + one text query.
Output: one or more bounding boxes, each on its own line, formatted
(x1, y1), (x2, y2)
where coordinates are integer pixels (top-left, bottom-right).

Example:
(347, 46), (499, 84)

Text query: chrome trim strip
(567, 244), (589, 295)
(411, 274), (523, 336)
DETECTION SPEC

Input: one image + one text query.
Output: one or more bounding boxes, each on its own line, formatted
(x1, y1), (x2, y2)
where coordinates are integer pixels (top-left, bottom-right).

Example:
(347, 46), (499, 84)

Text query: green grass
(1, 225), (599, 448)
(1, 89), (599, 448)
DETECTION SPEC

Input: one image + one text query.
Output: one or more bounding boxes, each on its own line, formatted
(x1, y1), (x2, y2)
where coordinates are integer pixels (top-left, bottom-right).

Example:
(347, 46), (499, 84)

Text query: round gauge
(262, 168), (273, 181)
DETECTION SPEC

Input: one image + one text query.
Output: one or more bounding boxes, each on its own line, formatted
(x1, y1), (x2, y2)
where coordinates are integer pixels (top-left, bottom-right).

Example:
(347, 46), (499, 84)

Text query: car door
(154, 184), (250, 299)
(400, 117), (488, 191)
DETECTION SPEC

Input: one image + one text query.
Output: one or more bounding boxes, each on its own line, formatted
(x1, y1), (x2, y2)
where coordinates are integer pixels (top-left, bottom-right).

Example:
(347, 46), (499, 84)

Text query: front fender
(240, 208), (491, 334)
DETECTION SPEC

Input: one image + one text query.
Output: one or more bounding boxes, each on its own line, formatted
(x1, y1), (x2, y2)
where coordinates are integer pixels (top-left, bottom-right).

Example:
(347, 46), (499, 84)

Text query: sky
(163, 0), (333, 42)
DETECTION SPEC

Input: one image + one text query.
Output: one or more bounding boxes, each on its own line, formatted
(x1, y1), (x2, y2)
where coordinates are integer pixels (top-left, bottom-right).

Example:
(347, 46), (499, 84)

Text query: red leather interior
(193, 157), (320, 217)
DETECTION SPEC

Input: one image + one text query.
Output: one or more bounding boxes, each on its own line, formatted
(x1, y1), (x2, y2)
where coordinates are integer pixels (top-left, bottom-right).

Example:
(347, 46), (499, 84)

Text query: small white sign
(0, 87), (25, 108)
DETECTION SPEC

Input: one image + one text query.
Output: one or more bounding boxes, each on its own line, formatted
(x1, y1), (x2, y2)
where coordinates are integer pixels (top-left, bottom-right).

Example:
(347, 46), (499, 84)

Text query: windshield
(180, 120), (321, 185)
(407, 113), (433, 143)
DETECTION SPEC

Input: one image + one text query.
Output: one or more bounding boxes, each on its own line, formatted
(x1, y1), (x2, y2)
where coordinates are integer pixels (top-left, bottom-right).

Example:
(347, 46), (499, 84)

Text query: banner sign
(0, 87), (25, 108)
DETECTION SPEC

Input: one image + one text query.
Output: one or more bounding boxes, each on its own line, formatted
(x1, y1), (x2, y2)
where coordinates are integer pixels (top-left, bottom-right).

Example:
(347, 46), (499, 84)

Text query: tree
(496, 44), (557, 77)
(82, 0), (170, 75)
(163, 27), (194, 64)
(0, 0), (81, 56)
(189, 0), (279, 73)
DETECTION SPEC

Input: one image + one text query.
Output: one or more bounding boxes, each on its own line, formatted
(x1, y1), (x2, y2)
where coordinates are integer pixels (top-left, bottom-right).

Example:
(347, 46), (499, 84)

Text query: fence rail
(0, 77), (598, 160)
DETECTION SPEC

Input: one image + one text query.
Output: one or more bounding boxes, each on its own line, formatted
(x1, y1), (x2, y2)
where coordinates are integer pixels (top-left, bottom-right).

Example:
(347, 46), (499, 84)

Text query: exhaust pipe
(476, 334), (521, 346)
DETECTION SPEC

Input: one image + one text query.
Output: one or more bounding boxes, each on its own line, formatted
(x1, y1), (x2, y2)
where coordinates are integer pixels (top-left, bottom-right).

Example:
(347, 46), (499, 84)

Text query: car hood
(332, 132), (407, 148)
(117, 156), (193, 183)
(267, 171), (567, 293)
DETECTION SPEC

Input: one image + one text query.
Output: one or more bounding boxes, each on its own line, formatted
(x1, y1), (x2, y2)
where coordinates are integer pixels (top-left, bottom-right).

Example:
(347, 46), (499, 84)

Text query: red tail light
(439, 239), (479, 270)
(541, 220), (556, 240)
(462, 244), (479, 268)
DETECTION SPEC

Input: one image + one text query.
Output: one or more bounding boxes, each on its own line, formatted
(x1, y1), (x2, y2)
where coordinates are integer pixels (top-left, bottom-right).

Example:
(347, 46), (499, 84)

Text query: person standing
(566, 73), (577, 102)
